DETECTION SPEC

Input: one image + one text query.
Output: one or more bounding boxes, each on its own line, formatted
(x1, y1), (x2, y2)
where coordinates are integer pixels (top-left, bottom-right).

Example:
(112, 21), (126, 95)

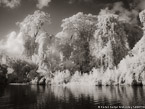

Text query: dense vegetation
(0, 9), (145, 86)
(0, 64), (7, 84)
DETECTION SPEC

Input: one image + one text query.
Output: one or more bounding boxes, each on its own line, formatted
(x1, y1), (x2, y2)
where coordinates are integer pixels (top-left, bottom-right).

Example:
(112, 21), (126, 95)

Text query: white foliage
(61, 12), (97, 37)
(18, 10), (50, 37)
(93, 13), (129, 69)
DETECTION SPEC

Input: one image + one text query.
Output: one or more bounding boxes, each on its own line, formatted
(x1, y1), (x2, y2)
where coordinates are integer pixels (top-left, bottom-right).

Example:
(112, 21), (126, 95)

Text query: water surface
(0, 85), (145, 109)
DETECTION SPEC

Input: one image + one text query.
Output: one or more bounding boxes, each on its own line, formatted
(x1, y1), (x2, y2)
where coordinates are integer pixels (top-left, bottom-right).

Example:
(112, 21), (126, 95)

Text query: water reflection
(0, 85), (145, 109)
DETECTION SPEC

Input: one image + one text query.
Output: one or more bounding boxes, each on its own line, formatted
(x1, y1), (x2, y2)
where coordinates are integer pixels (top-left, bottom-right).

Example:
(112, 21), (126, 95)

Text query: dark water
(0, 85), (145, 109)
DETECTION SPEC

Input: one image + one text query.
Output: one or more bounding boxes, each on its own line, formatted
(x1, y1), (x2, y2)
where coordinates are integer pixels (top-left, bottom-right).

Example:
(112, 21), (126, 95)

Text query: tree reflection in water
(50, 85), (145, 107)
(0, 85), (145, 109)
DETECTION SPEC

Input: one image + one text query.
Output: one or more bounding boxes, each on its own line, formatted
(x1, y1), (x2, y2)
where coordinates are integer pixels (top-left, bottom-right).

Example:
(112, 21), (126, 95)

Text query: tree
(57, 12), (98, 73)
(93, 14), (129, 71)
(17, 10), (60, 76)
(117, 10), (145, 85)
(123, 23), (143, 49)
(0, 64), (7, 84)
(7, 57), (38, 83)
(17, 10), (51, 57)
(36, 34), (61, 75)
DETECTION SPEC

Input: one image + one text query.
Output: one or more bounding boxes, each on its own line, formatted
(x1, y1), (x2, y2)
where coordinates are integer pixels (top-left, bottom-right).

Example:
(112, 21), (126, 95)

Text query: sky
(0, 0), (141, 39)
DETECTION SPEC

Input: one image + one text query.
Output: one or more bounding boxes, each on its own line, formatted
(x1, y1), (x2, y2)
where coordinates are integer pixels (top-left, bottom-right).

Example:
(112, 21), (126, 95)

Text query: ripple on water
(0, 85), (145, 109)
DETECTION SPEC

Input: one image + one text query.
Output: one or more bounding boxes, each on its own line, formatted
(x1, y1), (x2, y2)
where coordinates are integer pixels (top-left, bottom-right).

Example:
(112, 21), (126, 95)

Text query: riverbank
(6, 68), (145, 86)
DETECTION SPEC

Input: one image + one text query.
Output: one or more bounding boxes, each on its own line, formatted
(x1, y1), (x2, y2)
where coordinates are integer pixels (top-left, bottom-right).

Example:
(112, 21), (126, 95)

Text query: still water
(0, 85), (145, 109)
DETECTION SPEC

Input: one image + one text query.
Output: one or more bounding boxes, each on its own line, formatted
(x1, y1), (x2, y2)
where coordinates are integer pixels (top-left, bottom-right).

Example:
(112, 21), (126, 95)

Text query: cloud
(0, 0), (21, 8)
(0, 31), (24, 56)
(36, 0), (51, 9)
(130, 0), (145, 10)
(111, 2), (138, 23)
(0, 0), (52, 9)
(99, 1), (140, 24)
